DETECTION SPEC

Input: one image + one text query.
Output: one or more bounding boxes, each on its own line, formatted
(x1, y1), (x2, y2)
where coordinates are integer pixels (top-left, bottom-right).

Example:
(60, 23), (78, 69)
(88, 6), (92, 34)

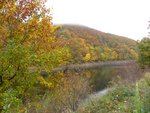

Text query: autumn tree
(0, 0), (70, 112)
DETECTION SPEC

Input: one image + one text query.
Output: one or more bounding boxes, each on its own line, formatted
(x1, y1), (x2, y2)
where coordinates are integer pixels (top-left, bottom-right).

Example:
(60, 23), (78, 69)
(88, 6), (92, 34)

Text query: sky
(46, 0), (150, 40)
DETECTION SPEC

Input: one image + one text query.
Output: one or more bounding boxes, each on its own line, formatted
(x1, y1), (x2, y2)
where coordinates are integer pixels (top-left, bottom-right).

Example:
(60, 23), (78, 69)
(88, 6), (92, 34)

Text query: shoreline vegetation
(76, 72), (150, 113)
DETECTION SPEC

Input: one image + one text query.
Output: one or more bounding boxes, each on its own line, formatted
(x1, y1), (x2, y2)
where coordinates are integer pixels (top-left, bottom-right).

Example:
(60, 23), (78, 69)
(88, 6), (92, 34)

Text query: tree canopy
(138, 38), (150, 67)
(0, 0), (70, 112)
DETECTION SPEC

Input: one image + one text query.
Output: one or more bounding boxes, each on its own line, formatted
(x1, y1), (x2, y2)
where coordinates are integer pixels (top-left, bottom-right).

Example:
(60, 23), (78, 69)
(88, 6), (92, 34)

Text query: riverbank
(76, 72), (150, 113)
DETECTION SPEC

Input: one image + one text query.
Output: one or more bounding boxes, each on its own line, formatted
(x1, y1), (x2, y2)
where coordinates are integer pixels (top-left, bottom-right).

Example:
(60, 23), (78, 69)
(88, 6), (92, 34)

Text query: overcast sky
(46, 0), (150, 40)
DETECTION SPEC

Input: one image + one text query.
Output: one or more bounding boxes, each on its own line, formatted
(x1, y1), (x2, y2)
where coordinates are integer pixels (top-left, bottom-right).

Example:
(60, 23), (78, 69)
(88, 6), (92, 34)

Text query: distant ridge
(59, 24), (135, 41)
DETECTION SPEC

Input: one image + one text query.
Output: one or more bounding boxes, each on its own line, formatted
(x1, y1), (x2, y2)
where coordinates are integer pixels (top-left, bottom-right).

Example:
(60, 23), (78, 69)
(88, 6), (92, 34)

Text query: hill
(55, 24), (138, 63)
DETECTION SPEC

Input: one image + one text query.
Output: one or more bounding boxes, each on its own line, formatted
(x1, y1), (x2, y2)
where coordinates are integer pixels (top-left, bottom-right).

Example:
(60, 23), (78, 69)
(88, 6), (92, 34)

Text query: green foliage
(0, 39), (37, 87)
(1, 89), (22, 113)
(0, 39), (38, 113)
(134, 83), (143, 113)
(142, 73), (150, 112)
(138, 38), (150, 66)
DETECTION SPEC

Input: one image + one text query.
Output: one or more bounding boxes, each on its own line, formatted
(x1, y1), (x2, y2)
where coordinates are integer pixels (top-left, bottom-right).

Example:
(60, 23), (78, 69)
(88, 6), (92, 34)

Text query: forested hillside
(56, 24), (138, 62)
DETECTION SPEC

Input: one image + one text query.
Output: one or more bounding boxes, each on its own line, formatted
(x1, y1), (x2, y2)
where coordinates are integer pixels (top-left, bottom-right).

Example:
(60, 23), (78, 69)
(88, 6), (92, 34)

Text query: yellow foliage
(84, 53), (91, 61)
(37, 76), (52, 88)
(130, 49), (139, 60)
(111, 51), (119, 60)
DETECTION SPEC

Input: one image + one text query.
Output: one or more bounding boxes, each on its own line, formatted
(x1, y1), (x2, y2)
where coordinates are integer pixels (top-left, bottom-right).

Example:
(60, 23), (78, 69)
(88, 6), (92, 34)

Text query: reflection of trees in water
(51, 60), (143, 92)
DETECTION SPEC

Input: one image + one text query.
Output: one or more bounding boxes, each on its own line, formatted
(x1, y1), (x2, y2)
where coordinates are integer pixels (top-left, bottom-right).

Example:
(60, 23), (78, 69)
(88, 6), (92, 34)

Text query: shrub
(37, 72), (91, 113)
